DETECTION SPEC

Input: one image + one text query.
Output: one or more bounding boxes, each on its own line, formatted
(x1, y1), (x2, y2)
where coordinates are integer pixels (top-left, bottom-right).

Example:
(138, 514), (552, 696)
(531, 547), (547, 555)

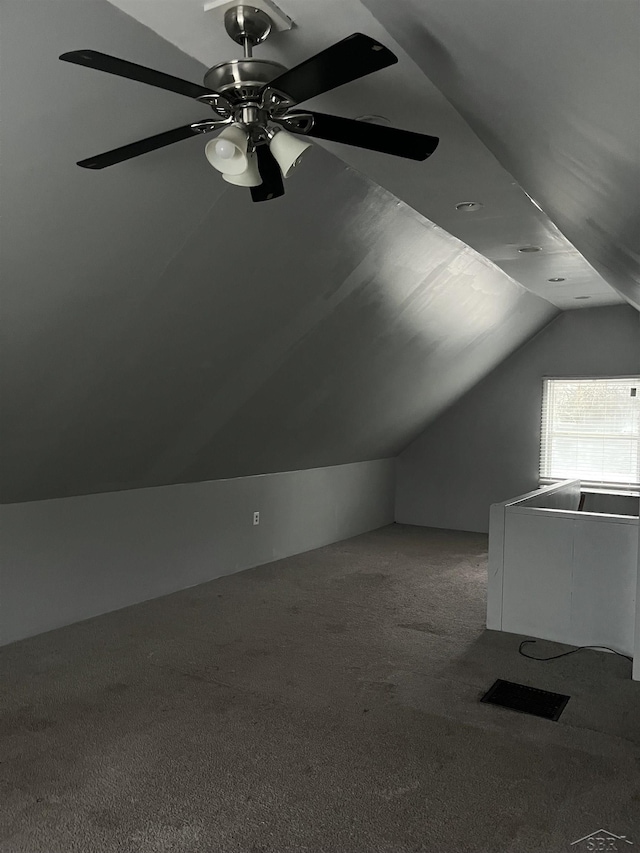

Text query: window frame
(539, 374), (640, 495)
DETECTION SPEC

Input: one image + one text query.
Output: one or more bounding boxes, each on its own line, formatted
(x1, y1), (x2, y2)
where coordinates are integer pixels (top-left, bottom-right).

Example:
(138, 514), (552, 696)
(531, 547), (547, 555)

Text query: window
(540, 377), (640, 491)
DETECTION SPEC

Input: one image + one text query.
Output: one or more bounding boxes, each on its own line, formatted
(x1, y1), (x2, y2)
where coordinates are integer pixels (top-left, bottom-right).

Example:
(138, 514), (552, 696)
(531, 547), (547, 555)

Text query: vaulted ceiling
(109, 0), (636, 309)
(363, 0), (640, 310)
(1, 0), (636, 503)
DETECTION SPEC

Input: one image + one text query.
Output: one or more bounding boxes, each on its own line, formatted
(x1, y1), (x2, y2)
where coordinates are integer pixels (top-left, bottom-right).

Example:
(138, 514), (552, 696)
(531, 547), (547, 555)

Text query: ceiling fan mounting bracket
(204, 0), (293, 35)
(224, 6), (273, 53)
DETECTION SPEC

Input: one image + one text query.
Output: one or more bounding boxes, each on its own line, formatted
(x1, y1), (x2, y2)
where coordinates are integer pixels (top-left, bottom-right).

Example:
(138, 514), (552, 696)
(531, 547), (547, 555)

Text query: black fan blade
(286, 111), (439, 161)
(250, 145), (284, 202)
(77, 122), (213, 169)
(60, 50), (215, 100)
(265, 33), (397, 105)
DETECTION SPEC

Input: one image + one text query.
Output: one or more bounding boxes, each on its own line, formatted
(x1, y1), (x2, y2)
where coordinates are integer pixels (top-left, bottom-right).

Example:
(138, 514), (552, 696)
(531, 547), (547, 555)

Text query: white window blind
(540, 377), (640, 491)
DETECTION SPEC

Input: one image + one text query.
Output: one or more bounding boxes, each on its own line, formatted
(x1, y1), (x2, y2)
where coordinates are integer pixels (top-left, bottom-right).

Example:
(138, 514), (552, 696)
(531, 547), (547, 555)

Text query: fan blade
(250, 145), (284, 202)
(282, 111), (439, 161)
(60, 50), (216, 100)
(77, 122), (215, 169)
(264, 33), (397, 105)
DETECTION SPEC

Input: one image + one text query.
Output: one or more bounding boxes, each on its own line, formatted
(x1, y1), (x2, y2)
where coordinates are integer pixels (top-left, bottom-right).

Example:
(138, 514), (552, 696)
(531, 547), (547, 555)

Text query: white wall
(0, 459), (395, 646)
(487, 480), (581, 630)
(487, 481), (638, 668)
(635, 523), (640, 681)
(501, 508), (638, 657)
(396, 305), (640, 533)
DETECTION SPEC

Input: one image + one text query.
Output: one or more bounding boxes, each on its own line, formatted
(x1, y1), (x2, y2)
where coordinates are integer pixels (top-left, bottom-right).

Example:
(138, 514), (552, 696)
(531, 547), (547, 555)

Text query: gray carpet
(1, 523), (638, 852)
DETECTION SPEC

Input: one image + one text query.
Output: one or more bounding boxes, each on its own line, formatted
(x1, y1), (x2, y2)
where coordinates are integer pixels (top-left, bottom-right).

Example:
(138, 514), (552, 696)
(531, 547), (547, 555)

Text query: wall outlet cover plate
(203, 0), (293, 32)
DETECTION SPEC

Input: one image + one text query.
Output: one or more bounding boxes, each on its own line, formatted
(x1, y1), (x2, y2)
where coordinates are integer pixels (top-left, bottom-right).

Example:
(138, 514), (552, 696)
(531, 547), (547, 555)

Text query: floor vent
(480, 679), (570, 721)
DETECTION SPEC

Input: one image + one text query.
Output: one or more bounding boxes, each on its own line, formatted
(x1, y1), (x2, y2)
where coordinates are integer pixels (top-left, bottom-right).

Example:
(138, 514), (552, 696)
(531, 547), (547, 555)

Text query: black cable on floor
(518, 639), (633, 663)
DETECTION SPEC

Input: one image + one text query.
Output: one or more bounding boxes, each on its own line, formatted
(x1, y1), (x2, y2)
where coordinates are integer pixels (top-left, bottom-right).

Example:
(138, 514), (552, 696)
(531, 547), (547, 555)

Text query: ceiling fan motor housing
(203, 58), (286, 103)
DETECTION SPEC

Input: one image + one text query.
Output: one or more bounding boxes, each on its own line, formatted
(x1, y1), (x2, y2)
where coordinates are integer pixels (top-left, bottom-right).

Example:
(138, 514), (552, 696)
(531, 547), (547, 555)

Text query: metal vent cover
(480, 679), (570, 721)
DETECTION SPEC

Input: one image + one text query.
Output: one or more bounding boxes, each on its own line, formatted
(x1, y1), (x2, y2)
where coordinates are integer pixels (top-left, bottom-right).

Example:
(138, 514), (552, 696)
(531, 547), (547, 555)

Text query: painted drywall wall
(499, 508), (637, 657)
(582, 492), (639, 516)
(396, 305), (640, 533)
(486, 480), (581, 631)
(634, 523), (640, 681)
(487, 480), (639, 669)
(0, 459), (394, 646)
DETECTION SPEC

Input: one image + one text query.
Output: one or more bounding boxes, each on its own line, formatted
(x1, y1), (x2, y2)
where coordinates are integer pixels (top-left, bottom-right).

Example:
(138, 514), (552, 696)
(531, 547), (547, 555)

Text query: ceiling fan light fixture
(268, 129), (312, 178)
(61, 23), (439, 201)
(205, 123), (249, 174)
(222, 153), (262, 187)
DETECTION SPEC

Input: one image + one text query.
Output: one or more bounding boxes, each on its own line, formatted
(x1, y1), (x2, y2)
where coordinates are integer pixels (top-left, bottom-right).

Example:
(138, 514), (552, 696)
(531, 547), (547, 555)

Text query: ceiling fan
(60, 4), (439, 202)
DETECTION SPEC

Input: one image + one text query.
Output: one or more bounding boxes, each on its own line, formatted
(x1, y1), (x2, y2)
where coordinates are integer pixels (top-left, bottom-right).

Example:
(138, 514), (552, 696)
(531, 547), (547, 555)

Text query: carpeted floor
(0, 523), (638, 852)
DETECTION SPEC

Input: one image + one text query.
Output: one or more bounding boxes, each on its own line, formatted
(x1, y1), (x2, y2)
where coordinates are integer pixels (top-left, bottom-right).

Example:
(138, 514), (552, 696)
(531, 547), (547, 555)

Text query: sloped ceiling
(363, 0), (640, 311)
(109, 0), (626, 310)
(0, 0), (560, 503)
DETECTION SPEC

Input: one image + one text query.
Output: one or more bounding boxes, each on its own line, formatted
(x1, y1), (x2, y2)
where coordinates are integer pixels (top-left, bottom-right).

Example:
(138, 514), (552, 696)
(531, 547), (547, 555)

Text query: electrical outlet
(253, 511), (260, 525)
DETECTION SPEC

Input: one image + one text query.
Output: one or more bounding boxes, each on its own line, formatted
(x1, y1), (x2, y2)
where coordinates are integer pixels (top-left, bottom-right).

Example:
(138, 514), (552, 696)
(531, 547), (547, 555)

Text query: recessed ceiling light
(518, 246), (542, 253)
(355, 114), (391, 125)
(575, 296), (591, 300)
(548, 277), (565, 282)
(455, 201), (483, 212)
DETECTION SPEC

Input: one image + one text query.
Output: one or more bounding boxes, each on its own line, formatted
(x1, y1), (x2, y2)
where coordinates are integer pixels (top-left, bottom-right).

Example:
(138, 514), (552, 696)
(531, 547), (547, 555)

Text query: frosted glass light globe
(215, 138), (236, 160)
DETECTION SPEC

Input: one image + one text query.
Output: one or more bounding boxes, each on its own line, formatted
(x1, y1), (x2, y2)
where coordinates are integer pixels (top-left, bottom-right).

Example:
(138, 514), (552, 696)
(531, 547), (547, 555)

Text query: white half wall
(635, 523), (640, 681)
(487, 479), (581, 630)
(500, 509), (638, 658)
(0, 459), (395, 646)
(487, 481), (639, 674)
